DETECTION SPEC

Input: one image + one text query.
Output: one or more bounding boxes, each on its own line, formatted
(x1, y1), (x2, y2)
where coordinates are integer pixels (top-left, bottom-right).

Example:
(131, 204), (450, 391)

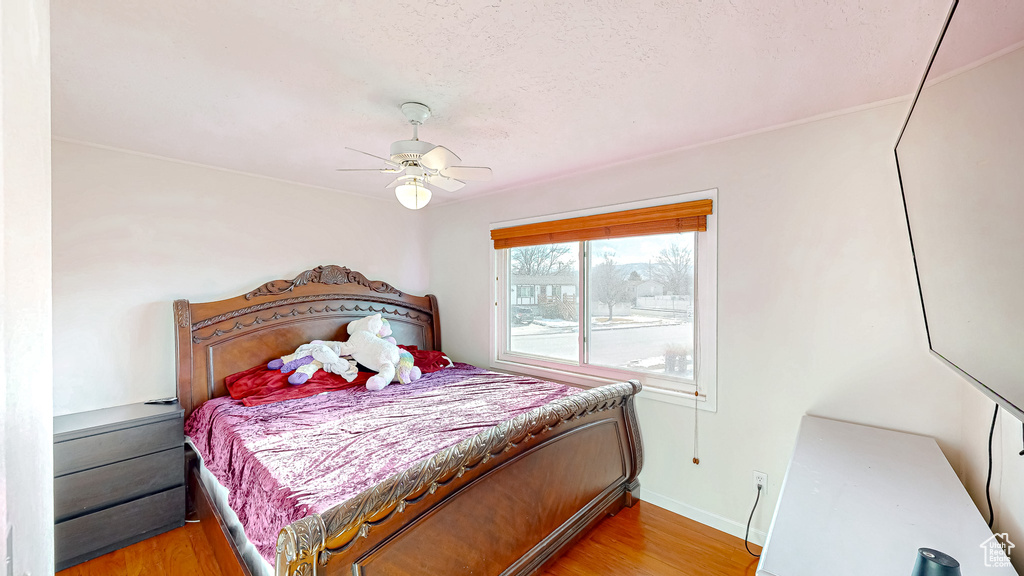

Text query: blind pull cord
(692, 285), (700, 465)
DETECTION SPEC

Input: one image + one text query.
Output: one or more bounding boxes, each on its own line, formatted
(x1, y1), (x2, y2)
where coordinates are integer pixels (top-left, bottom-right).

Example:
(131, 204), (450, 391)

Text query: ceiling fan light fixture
(337, 102), (491, 209)
(395, 180), (432, 210)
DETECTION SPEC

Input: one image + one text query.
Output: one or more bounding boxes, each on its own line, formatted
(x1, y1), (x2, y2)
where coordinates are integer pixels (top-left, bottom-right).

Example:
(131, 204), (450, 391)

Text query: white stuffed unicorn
(268, 314), (421, 390)
(267, 340), (358, 385)
(339, 314), (421, 390)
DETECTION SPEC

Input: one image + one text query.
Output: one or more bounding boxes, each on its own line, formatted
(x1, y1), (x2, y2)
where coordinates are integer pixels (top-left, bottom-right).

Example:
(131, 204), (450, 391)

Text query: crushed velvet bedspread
(184, 363), (576, 564)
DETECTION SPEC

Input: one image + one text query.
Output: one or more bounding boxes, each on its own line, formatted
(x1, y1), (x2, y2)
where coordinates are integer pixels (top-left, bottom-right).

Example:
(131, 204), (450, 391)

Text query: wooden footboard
(275, 380), (643, 576)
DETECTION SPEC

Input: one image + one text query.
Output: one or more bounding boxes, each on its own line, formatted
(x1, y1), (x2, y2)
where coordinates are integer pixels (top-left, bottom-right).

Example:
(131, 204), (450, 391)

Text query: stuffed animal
(374, 317), (398, 345)
(340, 314), (421, 390)
(268, 340), (358, 385)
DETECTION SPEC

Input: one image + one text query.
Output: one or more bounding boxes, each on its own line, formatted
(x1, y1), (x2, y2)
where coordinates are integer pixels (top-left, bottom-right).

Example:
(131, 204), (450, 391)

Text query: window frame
(490, 189), (718, 412)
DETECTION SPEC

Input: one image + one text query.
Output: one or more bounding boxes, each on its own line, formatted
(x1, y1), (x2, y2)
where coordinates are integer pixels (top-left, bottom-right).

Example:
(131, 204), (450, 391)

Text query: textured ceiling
(52, 0), (966, 204)
(929, 0), (1024, 80)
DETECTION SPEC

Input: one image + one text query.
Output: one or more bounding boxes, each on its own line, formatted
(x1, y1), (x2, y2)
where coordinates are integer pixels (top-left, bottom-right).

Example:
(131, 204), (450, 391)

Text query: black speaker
(911, 548), (961, 576)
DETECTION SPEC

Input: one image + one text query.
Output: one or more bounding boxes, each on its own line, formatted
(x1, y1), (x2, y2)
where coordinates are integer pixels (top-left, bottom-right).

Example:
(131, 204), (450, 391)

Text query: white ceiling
(52, 0), (962, 204)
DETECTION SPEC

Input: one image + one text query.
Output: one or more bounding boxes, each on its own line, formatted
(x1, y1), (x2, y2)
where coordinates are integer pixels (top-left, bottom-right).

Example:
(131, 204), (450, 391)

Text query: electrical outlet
(753, 471), (768, 494)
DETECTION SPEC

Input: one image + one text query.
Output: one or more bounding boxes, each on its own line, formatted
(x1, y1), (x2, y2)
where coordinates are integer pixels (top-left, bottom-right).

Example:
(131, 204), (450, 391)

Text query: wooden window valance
(490, 199), (713, 249)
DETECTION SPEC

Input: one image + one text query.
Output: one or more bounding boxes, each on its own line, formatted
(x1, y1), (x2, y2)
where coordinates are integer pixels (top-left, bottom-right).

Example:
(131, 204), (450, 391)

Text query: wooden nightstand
(53, 402), (185, 571)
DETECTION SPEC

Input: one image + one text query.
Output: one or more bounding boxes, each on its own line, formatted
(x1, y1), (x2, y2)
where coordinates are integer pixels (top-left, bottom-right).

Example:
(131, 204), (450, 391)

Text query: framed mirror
(896, 0), (1024, 420)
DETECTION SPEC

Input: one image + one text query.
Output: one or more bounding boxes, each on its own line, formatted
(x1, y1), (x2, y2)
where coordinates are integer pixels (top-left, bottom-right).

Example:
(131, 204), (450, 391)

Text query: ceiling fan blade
(440, 166), (492, 181)
(335, 168), (403, 173)
(345, 147), (400, 168)
(420, 146), (461, 171)
(385, 176), (405, 189)
(426, 174), (466, 192)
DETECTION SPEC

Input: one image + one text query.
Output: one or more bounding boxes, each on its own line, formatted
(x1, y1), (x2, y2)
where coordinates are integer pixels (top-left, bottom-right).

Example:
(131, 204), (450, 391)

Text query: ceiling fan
(337, 102), (493, 209)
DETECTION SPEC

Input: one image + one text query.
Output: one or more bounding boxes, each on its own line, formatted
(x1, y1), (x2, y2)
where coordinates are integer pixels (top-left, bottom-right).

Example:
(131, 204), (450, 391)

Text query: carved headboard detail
(174, 266), (440, 419)
(243, 265), (404, 299)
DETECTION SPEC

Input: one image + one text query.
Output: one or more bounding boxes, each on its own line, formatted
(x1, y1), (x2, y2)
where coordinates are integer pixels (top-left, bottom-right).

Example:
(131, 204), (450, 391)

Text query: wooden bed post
(173, 299), (194, 418)
(623, 379), (644, 507)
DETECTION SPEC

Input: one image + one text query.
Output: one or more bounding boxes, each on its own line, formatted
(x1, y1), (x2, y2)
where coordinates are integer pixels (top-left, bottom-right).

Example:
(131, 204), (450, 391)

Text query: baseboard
(636, 487), (768, 546)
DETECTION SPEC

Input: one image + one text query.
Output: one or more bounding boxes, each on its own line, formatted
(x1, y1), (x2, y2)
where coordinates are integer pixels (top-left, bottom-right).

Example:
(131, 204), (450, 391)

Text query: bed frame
(175, 265), (643, 576)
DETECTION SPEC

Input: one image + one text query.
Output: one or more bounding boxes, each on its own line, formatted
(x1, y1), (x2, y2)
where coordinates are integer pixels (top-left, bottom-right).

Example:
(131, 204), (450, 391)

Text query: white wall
(425, 102), (973, 542)
(2, 0), (54, 573)
(52, 140), (429, 415)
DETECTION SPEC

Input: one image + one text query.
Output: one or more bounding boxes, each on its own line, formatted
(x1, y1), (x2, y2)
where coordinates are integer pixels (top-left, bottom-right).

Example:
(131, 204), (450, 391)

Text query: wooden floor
(59, 501), (761, 576)
(543, 503), (761, 576)
(56, 521), (223, 576)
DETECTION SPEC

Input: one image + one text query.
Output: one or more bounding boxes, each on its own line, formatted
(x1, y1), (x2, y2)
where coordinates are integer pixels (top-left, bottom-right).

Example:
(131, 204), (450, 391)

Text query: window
(589, 233), (695, 380)
(508, 242), (578, 363)
(491, 192), (718, 409)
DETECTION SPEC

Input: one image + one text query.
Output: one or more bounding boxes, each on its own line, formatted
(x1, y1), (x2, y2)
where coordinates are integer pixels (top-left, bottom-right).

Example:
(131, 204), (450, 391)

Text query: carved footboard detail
(275, 515), (327, 576)
(275, 379), (643, 576)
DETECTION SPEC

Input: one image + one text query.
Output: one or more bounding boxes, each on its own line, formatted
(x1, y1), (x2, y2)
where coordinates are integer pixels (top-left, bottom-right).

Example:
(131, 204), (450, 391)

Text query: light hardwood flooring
(59, 501), (761, 576)
(542, 502), (761, 576)
(56, 520), (222, 576)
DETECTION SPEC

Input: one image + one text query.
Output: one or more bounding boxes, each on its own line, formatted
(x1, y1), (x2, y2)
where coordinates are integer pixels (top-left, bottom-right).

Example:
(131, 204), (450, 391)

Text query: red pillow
(398, 345), (454, 374)
(225, 347), (453, 406)
(225, 365), (369, 406)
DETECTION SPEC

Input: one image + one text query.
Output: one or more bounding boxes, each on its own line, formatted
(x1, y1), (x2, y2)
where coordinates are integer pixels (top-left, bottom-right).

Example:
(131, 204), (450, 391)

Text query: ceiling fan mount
(400, 101), (431, 125)
(336, 102), (493, 209)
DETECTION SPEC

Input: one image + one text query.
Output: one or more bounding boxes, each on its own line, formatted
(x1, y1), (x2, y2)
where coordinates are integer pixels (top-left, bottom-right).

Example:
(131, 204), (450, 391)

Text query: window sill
(489, 358), (717, 412)
(636, 385), (717, 412)
(490, 358), (618, 389)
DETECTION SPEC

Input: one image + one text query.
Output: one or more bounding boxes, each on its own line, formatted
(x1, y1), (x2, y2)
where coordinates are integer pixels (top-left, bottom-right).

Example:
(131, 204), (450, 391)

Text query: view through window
(506, 232), (696, 382)
(507, 242), (579, 362)
(589, 234), (695, 379)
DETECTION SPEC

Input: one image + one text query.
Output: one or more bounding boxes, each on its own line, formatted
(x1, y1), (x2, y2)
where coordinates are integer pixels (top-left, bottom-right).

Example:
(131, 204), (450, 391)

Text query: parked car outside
(511, 307), (535, 325)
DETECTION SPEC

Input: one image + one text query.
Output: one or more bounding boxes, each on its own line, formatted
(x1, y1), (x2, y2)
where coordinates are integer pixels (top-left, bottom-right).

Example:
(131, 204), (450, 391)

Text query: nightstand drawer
(54, 417), (182, 476)
(55, 485), (185, 570)
(55, 446), (184, 522)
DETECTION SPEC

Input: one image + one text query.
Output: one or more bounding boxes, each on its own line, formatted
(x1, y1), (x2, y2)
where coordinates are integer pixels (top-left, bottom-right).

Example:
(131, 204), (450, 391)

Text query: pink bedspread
(184, 363), (576, 564)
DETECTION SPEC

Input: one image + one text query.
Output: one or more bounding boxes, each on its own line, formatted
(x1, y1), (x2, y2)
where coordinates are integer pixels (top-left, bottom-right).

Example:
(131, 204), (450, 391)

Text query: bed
(174, 265), (644, 576)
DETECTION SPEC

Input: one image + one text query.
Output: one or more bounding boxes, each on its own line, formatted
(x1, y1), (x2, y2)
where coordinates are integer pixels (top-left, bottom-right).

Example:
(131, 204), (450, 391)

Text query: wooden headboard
(173, 265), (440, 418)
